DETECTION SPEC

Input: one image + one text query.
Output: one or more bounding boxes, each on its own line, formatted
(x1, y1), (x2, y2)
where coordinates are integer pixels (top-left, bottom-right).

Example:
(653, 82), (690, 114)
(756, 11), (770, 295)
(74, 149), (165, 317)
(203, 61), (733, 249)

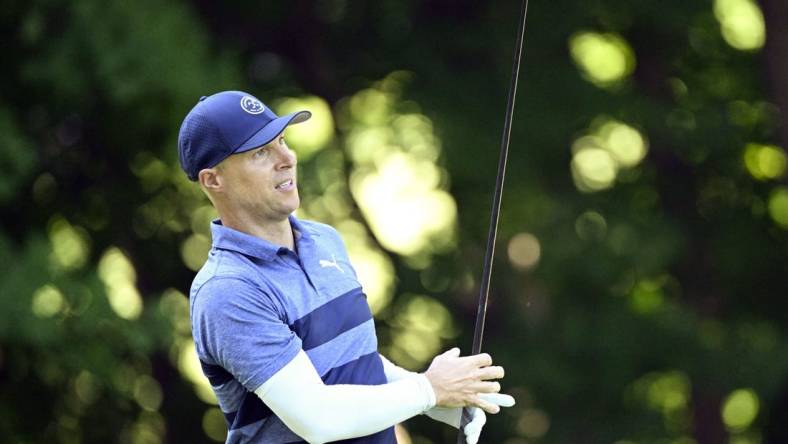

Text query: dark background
(1, 0), (787, 443)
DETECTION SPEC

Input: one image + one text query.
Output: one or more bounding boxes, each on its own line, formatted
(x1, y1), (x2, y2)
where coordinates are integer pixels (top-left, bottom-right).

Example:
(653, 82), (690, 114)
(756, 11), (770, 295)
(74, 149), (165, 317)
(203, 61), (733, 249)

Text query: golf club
(457, 0), (530, 441)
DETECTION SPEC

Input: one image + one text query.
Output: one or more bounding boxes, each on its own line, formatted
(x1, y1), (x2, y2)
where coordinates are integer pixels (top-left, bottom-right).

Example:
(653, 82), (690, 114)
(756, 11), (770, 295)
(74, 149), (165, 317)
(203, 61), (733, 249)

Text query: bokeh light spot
(599, 121), (648, 167)
(350, 89), (392, 125)
(128, 411), (166, 444)
(571, 119), (648, 193)
(388, 295), (457, 368)
(516, 409), (550, 438)
(159, 288), (191, 336)
(722, 388), (760, 431)
(630, 279), (665, 314)
(629, 370), (691, 426)
(131, 151), (169, 193)
(74, 371), (99, 406)
(647, 372), (690, 413)
(393, 114), (440, 161)
(276, 96), (335, 161)
(133, 375), (163, 412)
(575, 211), (607, 241)
(335, 219), (395, 314)
(569, 32), (635, 87)
(351, 152), (456, 256)
(202, 407), (227, 442)
(507, 232), (541, 270)
(768, 187), (788, 228)
(181, 233), (211, 271)
(48, 216), (91, 271)
(571, 147), (617, 192)
(190, 205), (218, 237)
(112, 364), (138, 395)
(31, 284), (66, 318)
(98, 247), (143, 320)
(743, 143), (786, 180)
(178, 339), (219, 405)
(714, 0), (766, 51)
(346, 127), (392, 165)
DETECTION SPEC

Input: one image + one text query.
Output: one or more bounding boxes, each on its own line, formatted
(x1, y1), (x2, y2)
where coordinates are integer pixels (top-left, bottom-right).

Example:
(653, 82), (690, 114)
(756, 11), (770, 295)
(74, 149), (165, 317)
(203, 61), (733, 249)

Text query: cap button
(199, 96), (207, 102)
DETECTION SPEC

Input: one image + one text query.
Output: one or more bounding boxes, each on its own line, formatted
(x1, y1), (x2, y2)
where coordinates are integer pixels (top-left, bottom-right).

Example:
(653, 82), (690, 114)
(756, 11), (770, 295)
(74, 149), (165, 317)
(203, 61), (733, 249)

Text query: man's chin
(290, 194), (300, 211)
(283, 195), (300, 216)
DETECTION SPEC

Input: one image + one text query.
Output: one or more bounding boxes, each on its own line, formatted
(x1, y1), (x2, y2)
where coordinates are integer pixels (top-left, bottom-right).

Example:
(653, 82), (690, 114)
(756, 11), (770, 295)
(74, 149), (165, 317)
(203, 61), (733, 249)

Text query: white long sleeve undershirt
(380, 353), (469, 430)
(379, 354), (420, 382)
(254, 351), (436, 444)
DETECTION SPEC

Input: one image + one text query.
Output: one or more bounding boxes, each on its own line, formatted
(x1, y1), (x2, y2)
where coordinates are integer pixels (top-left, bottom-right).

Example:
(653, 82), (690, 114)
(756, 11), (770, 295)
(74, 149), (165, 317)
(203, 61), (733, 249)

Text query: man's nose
(274, 145), (297, 169)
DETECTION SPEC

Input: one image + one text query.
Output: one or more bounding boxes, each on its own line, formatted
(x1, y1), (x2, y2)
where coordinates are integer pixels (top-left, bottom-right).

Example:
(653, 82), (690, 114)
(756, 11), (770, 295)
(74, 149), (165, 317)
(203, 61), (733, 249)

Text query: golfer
(178, 91), (515, 444)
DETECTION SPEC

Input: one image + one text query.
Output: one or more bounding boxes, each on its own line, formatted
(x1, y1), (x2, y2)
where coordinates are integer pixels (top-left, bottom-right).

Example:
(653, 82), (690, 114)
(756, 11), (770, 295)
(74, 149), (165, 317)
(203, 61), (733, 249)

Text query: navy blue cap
(178, 91), (311, 181)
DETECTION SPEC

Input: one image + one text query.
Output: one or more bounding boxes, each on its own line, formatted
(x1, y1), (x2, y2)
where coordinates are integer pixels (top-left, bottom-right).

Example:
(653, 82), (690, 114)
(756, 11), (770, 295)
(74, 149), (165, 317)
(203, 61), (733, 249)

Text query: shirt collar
(210, 214), (314, 261)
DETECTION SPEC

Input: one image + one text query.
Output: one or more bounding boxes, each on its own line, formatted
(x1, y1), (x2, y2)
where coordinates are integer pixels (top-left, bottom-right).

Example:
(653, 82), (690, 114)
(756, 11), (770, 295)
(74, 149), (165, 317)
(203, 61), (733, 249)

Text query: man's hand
(423, 348), (512, 414)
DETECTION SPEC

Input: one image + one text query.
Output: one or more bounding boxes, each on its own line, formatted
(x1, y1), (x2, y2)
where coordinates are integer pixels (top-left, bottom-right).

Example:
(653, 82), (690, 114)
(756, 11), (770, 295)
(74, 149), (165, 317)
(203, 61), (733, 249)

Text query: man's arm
(255, 350), (434, 444)
(255, 348), (507, 444)
(379, 352), (514, 410)
(379, 353), (478, 428)
(379, 352), (515, 444)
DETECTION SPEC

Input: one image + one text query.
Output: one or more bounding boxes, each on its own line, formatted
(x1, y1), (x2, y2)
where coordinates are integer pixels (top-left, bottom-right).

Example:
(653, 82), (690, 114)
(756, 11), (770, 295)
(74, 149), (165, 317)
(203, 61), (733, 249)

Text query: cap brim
(235, 110), (312, 153)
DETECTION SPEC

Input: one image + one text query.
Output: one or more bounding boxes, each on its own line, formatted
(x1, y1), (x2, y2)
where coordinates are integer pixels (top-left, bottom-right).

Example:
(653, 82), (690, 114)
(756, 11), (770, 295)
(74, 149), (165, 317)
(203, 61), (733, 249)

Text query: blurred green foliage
(1, 0), (787, 443)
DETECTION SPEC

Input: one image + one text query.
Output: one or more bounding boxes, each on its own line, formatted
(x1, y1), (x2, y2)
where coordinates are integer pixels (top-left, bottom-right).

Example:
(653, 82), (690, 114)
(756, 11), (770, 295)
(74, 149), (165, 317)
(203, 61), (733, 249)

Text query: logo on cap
(240, 96), (265, 115)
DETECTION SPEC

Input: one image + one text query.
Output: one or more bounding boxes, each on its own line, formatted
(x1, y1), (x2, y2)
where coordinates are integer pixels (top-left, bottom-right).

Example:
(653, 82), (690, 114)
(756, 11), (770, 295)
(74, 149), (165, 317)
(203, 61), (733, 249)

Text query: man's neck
(220, 212), (295, 251)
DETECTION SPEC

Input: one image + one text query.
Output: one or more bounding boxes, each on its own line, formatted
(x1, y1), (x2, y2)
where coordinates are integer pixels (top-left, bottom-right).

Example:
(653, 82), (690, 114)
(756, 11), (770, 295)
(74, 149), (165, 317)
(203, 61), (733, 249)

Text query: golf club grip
(455, 408), (474, 443)
(456, 0), (529, 442)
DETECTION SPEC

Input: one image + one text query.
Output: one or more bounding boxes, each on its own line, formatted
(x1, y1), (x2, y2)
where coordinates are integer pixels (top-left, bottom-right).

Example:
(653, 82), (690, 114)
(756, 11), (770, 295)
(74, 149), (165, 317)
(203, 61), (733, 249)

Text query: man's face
(216, 132), (300, 223)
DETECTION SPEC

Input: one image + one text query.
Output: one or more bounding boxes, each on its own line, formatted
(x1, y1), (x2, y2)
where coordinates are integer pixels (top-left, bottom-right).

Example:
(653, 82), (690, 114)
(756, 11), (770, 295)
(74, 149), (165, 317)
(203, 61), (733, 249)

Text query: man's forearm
(254, 351), (436, 444)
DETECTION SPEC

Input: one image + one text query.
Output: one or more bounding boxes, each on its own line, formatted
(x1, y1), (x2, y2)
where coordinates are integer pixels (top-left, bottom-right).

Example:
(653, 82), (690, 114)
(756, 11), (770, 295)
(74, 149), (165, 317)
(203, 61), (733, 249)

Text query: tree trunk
(692, 389), (727, 444)
(760, 0), (788, 149)
(759, 5), (788, 444)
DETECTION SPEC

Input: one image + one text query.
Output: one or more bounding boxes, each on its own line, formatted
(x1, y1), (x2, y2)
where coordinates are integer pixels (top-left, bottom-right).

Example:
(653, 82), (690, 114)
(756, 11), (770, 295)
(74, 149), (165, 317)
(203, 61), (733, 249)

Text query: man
(178, 90), (514, 444)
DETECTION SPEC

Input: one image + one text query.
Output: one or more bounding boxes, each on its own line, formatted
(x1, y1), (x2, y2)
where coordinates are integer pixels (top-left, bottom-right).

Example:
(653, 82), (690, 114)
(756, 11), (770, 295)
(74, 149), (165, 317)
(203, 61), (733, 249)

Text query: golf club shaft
(457, 0), (529, 441)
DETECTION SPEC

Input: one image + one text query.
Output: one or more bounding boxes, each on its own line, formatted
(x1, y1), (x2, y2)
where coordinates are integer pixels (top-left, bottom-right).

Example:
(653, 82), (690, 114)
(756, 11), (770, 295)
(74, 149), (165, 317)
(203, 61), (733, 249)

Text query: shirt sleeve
(191, 276), (302, 392)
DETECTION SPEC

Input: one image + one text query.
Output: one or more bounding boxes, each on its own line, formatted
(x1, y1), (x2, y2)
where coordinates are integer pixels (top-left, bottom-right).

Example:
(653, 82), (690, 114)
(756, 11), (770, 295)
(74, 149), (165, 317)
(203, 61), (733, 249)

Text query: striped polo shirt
(189, 215), (395, 443)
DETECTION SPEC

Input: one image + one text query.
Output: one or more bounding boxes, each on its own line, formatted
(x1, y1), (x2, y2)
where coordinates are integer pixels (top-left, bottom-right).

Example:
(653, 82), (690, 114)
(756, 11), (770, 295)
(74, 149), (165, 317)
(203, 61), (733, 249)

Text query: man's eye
(255, 148), (268, 157)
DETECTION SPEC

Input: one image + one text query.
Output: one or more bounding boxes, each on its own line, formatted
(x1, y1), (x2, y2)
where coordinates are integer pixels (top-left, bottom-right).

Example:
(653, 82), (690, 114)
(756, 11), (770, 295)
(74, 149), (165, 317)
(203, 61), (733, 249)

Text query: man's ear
(198, 167), (222, 191)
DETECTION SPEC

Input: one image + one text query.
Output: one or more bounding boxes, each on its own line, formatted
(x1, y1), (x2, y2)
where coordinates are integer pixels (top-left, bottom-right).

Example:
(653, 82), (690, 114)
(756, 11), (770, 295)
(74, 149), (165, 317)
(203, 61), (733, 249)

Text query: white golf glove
(424, 393), (515, 444)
